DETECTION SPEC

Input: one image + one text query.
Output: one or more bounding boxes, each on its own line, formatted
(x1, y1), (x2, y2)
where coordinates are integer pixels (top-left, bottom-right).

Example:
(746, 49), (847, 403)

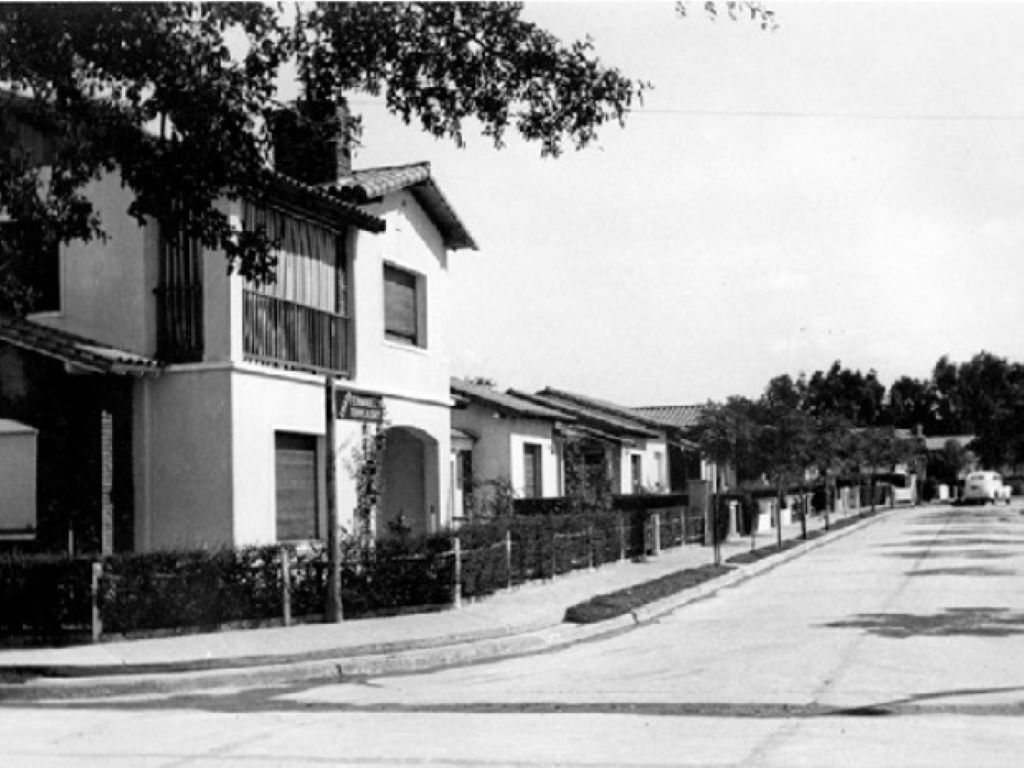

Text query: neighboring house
(0, 97), (476, 553)
(633, 404), (735, 492)
(511, 388), (698, 496)
(449, 379), (571, 521)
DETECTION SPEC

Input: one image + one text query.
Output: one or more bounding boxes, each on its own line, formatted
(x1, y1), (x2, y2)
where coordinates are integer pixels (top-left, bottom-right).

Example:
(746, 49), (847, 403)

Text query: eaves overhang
(329, 163), (477, 251)
(0, 315), (161, 377)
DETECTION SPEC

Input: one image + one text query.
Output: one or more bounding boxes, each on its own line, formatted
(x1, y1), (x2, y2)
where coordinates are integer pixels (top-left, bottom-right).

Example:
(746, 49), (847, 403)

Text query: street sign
(337, 391), (385, 422)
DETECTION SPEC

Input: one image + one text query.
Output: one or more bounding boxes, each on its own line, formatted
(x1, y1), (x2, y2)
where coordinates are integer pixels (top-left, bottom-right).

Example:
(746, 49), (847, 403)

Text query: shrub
(99, 546), (283, 634)
(0, 555), (93, 637)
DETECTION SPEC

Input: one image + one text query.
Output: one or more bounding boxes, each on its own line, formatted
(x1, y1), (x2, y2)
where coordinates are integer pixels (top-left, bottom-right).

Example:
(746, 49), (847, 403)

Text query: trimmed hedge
(1, 495), (699, 642)
(99, 547), (284, 634)
(0, 556), (93, 638)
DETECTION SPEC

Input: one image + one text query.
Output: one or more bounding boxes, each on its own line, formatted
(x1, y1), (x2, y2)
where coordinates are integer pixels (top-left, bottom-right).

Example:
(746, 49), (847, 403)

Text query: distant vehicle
(962, 471), (1012, 504)
(889, 472), (917, 505)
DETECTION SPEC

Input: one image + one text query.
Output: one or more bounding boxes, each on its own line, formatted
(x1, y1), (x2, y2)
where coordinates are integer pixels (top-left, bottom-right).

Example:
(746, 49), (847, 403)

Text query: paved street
(3, 503), (1024, 767)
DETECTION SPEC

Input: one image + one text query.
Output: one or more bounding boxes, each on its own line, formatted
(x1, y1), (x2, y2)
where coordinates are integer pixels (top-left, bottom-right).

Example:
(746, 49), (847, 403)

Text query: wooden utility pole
(325, 376), (342, 622)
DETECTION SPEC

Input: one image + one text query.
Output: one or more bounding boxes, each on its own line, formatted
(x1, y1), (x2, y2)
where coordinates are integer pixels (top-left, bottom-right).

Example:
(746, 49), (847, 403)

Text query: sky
(348, 2), (1024, 406)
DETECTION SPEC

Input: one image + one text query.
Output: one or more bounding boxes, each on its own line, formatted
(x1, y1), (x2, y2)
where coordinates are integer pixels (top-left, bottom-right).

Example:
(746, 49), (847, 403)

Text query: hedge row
(0, 498), (693, 641)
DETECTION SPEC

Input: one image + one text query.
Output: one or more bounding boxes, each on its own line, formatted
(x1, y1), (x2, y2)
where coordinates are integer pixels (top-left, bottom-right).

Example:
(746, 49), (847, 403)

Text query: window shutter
(275, 433), (319, 540)
(384, 265), (418, 343)
(523, 444), (543, 498)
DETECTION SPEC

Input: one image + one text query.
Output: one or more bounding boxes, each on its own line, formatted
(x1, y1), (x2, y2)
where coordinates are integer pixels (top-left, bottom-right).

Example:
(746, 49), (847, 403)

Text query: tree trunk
(775, 480), (784, 551)
(800, 489), (808, 540)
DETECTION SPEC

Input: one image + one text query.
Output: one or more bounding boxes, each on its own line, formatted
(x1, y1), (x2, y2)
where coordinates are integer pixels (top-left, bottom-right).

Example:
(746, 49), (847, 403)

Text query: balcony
(243, 290), (350, 376)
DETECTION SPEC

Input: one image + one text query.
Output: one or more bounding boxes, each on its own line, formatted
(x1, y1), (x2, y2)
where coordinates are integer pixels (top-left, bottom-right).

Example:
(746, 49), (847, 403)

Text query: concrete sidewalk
(0, 507), (890, 699)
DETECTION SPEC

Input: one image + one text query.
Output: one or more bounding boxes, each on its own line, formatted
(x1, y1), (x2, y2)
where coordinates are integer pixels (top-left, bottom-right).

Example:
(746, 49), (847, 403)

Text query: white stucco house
(509, 387), (699, 497)
(449, 378), (572, 521)
(0, 97), (476, 552)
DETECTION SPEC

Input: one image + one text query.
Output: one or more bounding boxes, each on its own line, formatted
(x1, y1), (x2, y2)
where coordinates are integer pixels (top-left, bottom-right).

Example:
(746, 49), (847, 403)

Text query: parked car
(962, 471), (1012, 504)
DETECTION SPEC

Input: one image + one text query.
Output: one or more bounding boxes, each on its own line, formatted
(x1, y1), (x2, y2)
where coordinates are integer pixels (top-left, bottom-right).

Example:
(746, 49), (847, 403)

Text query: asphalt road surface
(3, 502), (1024, 767)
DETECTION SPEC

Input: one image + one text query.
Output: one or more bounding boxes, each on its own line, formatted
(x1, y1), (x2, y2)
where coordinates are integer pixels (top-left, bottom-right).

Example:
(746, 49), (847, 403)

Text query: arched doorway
(378, 425), (439, 538)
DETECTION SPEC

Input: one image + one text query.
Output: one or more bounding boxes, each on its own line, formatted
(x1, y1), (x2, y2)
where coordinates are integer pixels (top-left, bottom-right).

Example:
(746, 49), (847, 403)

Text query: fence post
(586, 523), (594, 570)
(505, 528), (513, 591)
(451, 536), (462, 610)
(90, 561), (103, 643)
(549, 526), (557, 580)
(652, 513), (661, 556)
(618, 511), (626, 561)
(280, 546), (292, 627)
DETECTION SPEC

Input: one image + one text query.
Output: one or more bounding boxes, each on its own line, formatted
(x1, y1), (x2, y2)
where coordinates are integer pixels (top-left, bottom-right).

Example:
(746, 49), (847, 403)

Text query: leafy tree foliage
(928, 352), (1024, 469)
(887, 375), (938, 432)
(0, 2), (647, 311)
(802, 360), (886, 426)
(693, 396), (762, 483)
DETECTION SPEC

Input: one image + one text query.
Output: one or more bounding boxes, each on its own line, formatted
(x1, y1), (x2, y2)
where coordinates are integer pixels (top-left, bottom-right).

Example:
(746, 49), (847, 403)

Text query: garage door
(275, 432), (319, 541)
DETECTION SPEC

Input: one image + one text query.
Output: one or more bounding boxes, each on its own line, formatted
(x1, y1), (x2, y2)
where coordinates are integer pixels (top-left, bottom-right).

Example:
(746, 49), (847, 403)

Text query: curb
(0, 510), (891, 702)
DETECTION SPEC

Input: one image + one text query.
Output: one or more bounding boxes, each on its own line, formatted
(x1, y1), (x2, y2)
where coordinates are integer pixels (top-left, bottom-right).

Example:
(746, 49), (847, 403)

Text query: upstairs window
(244, 203), (344, 314)
(383, 264), (424, 346)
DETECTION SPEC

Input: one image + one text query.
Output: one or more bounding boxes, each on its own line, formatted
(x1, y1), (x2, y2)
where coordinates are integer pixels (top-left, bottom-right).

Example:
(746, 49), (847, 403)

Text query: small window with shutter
(523, 443), (543, 499)
(383, 264), (423, 346)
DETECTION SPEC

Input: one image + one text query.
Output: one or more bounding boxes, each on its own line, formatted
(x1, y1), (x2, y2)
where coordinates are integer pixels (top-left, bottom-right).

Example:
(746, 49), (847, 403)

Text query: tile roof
(633, 404), (706, 431)
(511, 389), (660, 440)
(451, 378), (571, 422)
(538, 388), (679, 433)
(265, 170), (386, 233)
(0, 316), (161, 376)
(329, 162), (478, 251)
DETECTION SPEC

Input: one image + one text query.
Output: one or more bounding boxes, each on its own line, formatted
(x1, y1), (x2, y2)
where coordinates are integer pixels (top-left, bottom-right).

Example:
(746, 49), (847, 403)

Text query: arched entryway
(378, 425), (439, 538)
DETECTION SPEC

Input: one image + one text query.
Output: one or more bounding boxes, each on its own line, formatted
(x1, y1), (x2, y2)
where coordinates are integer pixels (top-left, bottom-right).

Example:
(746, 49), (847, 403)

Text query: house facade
(0, 100), (476, 552)
(511, 387), (697, 497)
(449, 379), (570, 521)
(633, 404), (735, 491)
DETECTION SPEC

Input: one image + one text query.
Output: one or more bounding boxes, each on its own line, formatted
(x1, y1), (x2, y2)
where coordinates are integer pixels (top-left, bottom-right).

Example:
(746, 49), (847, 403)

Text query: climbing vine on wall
(346, 415), (388, 546)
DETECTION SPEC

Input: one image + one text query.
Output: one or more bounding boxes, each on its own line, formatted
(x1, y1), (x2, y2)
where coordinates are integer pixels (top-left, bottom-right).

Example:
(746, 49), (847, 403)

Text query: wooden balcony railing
(243, 290), (350, 376)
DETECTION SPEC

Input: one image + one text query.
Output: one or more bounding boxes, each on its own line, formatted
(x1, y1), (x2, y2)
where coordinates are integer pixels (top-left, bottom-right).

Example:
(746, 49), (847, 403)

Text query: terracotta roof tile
(633, 404), (706, 431)
(452, 378), (571, 422)
(0, 316), (160, 376)
(511, 390), (660, 440)
(329, 162), (477, 251)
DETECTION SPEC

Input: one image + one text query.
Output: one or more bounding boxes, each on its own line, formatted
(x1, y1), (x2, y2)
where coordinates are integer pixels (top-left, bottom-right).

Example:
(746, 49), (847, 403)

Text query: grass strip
(564, 563), (733, 624)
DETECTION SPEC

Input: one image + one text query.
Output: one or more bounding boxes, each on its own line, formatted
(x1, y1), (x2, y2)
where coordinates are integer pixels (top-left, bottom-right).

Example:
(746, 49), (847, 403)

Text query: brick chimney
(271, 99), (351, 186)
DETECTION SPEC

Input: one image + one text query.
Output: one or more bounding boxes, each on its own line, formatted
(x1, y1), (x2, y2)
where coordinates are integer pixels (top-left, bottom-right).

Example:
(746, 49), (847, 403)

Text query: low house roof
(554, 422), (622, 445)
(0, 316), (160, 376)
(451, 378), (571, 422)
(329, 162), (478, 251)
(511, 389), (661, 440)
(633, 404), (705, 432)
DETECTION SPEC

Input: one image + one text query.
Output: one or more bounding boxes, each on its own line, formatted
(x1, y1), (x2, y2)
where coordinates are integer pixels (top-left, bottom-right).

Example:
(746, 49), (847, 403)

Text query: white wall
(137, 367), (235, 550)
(509, 431), (561, 498)
(618, 438), (669, 494)
(451, 403), (562, 502)
(229, 366), (328, 545)
(349, 191), (450, 404)
(35, 171), (156, 355)
(0, 424), (37, 535)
